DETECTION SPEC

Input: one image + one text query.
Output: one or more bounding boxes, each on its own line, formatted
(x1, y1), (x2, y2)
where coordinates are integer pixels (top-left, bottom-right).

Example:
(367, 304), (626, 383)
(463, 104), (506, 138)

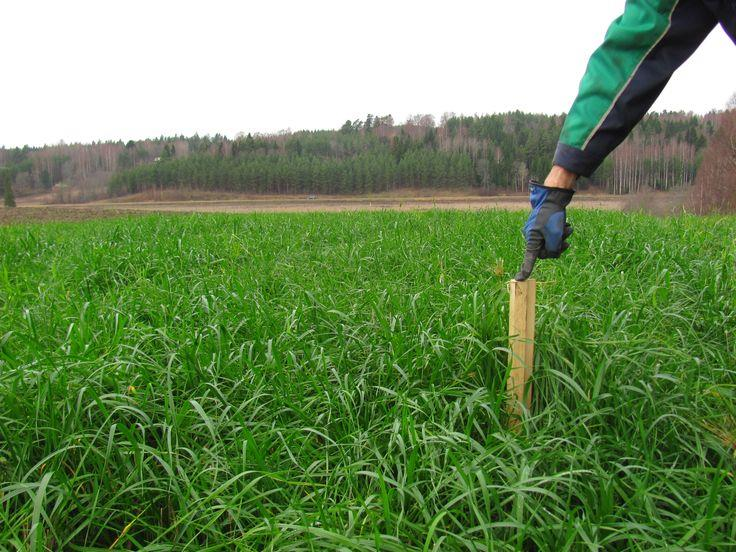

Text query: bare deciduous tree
(687, 109), (736, 213)
(727, 92), (736, 110)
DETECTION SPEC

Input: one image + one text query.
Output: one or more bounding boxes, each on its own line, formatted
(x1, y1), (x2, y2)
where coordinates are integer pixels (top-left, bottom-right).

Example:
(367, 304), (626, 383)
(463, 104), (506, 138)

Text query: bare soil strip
(94, 195), (624, 213)
(0, 207), (143, 226)
(5, 195), (623, 224)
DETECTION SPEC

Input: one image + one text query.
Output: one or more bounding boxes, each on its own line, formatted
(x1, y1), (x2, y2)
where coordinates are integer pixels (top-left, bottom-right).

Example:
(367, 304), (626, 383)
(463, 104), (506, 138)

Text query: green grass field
(1, 210), (735, 550)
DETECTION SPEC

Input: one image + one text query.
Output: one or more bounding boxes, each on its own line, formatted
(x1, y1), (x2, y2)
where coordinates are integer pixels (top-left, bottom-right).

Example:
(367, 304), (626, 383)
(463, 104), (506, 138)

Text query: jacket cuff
(553, 142), (603, 177)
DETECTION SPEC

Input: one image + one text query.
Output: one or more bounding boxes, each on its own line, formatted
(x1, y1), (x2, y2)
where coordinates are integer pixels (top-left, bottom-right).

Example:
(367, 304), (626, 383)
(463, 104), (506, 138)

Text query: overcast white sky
(1, 0), (734, 148)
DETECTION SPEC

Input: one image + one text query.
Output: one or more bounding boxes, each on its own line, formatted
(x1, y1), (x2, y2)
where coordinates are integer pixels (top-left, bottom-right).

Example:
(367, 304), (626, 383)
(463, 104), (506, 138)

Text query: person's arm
(554, 0), (717, 179)
(516, 0), (719, 281)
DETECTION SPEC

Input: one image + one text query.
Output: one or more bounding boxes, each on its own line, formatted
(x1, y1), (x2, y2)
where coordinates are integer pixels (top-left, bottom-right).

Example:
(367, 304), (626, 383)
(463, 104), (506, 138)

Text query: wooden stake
(507, 279), (536, 422)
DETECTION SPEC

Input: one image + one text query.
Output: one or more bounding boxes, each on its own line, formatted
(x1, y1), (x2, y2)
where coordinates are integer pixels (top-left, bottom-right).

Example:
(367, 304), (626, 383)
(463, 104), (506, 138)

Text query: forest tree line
(0, 111), (720, 201)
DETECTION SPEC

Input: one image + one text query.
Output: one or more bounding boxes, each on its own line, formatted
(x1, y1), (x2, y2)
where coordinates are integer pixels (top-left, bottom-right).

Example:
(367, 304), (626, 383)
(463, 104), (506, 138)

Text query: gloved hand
(515, 180), (574, 281)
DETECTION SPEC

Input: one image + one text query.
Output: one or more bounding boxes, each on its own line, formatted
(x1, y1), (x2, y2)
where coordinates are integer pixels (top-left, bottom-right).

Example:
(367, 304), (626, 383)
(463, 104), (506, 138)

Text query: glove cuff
(528, 179), (575, 196)
(528, 180), (574, 207)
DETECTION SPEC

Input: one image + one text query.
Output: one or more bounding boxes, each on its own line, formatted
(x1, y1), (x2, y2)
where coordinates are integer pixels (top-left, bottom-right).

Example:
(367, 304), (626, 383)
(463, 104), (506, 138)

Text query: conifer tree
(3, 169), (16, 208)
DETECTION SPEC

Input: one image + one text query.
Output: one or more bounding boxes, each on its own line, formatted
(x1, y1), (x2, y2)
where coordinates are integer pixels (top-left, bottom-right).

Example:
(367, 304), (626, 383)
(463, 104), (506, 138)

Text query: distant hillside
(0, 111), (720, 202)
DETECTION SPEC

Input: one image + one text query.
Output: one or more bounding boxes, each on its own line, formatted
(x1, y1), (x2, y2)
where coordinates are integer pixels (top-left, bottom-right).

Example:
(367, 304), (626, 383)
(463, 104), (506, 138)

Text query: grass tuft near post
(507, 279), (536, 424)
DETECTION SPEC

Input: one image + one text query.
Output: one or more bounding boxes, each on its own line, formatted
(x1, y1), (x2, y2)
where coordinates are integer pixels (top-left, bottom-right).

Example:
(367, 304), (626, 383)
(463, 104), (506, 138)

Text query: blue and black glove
(515, 181), (574, 281)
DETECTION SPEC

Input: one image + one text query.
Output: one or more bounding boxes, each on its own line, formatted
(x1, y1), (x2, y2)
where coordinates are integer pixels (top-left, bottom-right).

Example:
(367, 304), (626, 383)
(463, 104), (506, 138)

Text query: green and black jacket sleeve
(555, 0), (736, 177)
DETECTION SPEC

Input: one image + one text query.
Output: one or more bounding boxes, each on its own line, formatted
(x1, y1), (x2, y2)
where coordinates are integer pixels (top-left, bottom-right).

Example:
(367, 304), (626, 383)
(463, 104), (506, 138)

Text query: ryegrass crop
(1, 210), (735, 550)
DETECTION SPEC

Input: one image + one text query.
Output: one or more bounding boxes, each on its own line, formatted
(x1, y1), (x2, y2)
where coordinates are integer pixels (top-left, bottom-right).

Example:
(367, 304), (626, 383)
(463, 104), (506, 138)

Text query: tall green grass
(1, 210), (734, 550)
